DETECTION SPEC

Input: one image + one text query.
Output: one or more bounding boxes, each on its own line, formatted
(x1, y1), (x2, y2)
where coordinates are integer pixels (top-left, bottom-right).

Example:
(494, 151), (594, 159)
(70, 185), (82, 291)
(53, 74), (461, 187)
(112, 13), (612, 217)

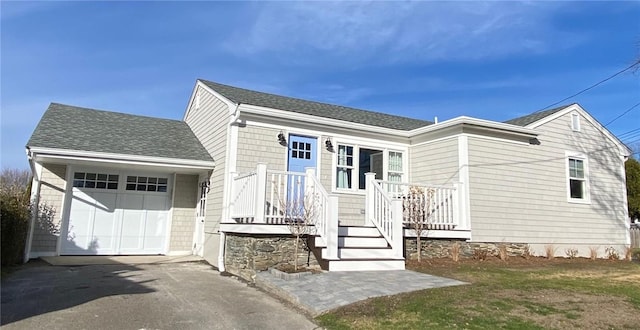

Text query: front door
(286, 135), (317, 217)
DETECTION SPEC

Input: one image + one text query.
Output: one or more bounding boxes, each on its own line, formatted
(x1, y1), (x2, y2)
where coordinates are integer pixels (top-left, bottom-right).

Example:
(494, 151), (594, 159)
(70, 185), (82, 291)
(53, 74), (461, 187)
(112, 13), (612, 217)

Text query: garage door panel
(64, 189), (96, 253)
(91, 193), (118, 253)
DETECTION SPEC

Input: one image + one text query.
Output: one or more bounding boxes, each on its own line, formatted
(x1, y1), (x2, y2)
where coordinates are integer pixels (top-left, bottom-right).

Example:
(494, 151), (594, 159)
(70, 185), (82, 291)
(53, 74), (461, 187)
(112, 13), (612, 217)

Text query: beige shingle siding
(31, 164), (66, 253)
(468, 111), (628, 252)
(169, 174), (198, 252)
(409, 137), (459, 185)
(184, 86), (228, 233)
(235, 125), (287, 173)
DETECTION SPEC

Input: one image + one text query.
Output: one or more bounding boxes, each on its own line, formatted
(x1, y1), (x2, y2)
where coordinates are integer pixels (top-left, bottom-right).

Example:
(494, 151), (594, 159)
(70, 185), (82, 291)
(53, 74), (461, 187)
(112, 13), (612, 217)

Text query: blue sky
(2, 1), (639, 170)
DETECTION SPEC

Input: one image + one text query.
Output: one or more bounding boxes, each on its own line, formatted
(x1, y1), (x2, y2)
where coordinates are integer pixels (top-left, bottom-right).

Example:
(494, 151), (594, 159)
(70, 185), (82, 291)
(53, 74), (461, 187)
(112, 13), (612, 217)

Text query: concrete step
(340, 236), (388, 248)
(338, 226), (381, 237)
(314, 236), (389, 248)
(327, 259), (405, 271)
(322, 247), (397, 259)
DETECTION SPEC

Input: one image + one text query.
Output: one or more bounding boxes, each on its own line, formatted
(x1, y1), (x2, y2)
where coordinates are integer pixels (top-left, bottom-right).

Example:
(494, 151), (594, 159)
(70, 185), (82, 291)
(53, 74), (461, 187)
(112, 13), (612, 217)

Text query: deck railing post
(391, 200), (404, 259)
(254, 164), (267, 223)
(452, 183), (460, 228)
(365, 173), (376, 225)
(325, 195), (339, 260)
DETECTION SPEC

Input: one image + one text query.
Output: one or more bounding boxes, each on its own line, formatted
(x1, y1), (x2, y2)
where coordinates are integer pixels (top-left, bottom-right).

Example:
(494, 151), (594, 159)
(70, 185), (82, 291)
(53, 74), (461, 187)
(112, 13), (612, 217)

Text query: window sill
(568, 198), (591, 205)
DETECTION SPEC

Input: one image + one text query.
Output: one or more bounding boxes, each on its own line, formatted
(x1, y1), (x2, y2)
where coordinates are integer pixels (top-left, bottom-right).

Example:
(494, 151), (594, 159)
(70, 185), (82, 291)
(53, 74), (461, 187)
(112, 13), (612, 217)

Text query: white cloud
(224, 1), (581, 64)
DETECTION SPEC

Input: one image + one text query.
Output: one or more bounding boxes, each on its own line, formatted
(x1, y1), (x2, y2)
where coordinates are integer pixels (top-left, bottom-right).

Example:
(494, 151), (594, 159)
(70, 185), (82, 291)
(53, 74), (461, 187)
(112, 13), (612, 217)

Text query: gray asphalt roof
(27, 103), (213, 163)
(504, 104), (572, 126)
(200, 79), (434, 130)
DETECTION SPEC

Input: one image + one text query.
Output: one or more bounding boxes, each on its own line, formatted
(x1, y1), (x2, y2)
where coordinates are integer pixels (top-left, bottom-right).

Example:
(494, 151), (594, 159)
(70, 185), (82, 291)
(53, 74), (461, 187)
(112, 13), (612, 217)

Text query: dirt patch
(489, 289), (639, 330)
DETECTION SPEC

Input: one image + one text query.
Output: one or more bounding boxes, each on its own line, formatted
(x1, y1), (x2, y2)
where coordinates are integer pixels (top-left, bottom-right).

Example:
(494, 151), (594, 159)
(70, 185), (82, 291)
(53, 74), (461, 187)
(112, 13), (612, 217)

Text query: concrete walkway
(256, 269), (467, 316)
(41, 255), (204, 266)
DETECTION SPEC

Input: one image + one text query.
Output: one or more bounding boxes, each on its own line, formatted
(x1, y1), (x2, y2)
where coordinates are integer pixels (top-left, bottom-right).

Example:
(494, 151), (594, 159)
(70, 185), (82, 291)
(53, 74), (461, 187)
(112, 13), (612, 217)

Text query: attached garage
(25, 103), (215, 259)
(61, 170), (172, 255)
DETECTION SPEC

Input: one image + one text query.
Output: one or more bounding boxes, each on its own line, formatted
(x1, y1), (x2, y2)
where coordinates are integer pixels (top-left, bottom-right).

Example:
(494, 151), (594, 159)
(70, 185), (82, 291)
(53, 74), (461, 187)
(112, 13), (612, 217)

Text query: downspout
(24, 148), (40, 263)
(217, 103), (241, 272)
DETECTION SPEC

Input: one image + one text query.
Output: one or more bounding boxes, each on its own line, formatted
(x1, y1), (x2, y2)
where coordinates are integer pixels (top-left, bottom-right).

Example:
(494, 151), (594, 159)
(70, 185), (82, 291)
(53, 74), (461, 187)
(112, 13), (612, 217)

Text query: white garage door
(61, 171), (171, 255)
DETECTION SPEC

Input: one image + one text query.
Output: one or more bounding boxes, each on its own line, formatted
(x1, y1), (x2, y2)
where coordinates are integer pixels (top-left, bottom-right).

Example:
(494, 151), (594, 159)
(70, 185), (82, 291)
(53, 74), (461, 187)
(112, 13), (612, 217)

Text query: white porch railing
(365, 173), (404, 258)
(229, 164), (338, 260)
(230, 171), (259, 221)
(378, 181), (460, 230)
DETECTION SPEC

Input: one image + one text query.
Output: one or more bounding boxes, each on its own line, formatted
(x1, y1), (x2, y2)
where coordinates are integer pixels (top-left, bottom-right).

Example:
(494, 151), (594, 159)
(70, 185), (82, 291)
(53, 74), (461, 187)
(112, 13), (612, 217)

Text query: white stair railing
(305, 168), (338, 260)
(365, 173), (404, 258)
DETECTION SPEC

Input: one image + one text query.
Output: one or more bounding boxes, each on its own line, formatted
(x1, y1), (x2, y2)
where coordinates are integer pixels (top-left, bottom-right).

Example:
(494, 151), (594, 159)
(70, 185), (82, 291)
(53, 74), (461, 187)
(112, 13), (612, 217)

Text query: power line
(604, 101), (640, 127)
(618, 127), (640, 138)
(535, 60), (640, 113)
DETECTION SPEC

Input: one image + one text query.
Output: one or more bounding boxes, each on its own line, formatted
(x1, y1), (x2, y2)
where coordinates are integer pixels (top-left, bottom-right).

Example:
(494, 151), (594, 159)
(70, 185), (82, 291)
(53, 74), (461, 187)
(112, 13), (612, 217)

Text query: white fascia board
(408, 116), (539, 139)
(29, 147), (215, 170)
(239, 104), (538, 143)
(527, 104), (631, 156)
(238, 103), (410, 137)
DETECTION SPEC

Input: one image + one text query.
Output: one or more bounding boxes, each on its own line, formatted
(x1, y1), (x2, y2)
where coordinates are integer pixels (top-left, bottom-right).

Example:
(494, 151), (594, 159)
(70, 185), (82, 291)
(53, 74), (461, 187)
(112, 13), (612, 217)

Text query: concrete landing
(40, 255), (204, 266)
(256, 269), (467, 316)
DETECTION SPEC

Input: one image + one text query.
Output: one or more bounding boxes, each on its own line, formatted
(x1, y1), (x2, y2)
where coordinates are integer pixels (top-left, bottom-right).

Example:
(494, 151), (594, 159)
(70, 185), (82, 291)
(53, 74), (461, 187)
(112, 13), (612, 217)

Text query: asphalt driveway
(1, 260), (318, 330)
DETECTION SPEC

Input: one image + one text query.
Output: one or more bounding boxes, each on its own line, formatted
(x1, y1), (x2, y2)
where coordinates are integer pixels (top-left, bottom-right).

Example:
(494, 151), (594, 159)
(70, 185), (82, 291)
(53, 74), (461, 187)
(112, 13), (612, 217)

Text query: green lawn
(316, 258), (640, 329)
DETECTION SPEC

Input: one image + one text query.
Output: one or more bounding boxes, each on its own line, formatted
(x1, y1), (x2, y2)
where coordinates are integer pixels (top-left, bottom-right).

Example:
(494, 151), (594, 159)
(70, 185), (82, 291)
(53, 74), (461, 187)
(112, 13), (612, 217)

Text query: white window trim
(332, 142), (406, 194)
(565, 151), (590, 204)
(571, 112), (581, 132)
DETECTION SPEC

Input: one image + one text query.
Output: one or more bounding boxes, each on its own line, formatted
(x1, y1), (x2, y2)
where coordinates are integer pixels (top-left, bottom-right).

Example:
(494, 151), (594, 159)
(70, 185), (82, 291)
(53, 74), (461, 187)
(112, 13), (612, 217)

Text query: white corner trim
(457, 135), (471, 233)
(56, 165), (73, 256)
(24, 161), (43, 263)
(165, 173), (177, 255)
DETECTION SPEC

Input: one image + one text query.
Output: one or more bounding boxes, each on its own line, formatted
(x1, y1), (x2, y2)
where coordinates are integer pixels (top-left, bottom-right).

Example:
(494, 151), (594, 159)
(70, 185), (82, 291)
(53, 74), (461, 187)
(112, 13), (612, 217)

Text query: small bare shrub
(632, 248), (640, 261)
(605, 246), (620, 260)
(522, 244), (532, 260)
(565, 248), (578, 259)
(497, 243), (509, 261)
(450, 242), (460, 262)
(472, 248), (488, 261)
(624, 246), (632, 261)
(544, 244), (556, 259)
(589, 246), (598, 260)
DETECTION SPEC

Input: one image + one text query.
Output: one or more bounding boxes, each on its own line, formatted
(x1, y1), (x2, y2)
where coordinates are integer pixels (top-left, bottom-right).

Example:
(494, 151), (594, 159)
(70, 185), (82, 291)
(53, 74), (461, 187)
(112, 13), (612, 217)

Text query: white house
(25, 79), (632, 278)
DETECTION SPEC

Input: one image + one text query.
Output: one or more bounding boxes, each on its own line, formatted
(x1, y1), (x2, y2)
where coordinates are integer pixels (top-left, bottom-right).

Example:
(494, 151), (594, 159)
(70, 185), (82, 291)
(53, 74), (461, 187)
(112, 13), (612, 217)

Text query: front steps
(315, 225), (405, 271)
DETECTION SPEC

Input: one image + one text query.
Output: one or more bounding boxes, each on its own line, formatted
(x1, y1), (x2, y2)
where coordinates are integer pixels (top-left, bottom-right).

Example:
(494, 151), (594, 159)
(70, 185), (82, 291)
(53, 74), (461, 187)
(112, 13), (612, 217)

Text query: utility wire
(604, 101), (640, 127)
(535, 60), (640, 113)
(618, 127), (640, 138)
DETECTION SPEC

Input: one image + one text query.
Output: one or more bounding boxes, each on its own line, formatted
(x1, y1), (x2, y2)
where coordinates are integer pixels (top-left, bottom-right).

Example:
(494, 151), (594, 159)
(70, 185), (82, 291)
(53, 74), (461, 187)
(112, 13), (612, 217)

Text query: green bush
(1, 169), (32, 267)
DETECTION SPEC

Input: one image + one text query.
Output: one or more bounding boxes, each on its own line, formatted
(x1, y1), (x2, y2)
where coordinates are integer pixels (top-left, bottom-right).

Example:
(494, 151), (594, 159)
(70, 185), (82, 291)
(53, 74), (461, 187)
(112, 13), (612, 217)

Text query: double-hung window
(567, 155), (589, 202)
(336, 144), (404, 191)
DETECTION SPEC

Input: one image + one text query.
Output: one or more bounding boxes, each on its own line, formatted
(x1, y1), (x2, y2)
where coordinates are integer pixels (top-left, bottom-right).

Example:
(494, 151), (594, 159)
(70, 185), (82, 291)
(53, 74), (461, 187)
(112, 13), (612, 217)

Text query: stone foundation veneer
(224, 233), (319, 281)
(404, 238), (528, 259)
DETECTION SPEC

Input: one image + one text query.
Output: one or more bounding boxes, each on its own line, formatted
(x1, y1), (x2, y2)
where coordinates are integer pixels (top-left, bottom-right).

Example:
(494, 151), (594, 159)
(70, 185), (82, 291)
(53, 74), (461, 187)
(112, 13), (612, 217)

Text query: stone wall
(404, 238), (528, 260)
(224, 234), (320, 281)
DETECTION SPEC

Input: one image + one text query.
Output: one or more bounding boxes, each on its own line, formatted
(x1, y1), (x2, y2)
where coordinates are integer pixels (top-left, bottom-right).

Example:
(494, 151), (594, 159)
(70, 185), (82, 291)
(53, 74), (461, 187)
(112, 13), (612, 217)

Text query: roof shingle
(200, 79), (433, 131)
(27, 103), (213, 162)
(504, 104), (572, 127)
